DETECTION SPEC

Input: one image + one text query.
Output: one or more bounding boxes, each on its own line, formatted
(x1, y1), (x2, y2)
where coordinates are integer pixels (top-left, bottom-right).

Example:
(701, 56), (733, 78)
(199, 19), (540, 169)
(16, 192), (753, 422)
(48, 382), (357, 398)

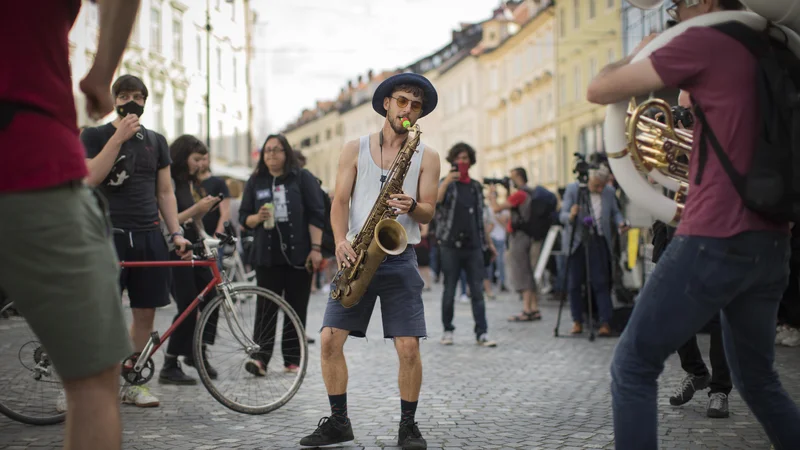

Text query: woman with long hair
(158, 135), (220, 385)
(239, 134), (325, 376)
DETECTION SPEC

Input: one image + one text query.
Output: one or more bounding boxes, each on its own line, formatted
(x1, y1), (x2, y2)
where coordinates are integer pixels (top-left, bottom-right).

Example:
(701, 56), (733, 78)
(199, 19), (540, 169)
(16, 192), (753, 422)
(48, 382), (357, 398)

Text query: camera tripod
(554, 178), (599, 342)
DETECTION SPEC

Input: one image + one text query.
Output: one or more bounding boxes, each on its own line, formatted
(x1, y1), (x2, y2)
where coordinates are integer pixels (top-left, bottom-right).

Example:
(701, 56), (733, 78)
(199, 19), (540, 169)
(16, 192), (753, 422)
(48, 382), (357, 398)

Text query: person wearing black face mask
(82, 74), (191, 409)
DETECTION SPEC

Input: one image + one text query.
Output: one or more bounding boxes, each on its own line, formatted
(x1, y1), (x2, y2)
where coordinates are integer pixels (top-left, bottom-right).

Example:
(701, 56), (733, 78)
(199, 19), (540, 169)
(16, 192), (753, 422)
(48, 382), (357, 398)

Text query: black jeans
(676, 314), (732, 396)
(440, 246), (488, 336)
(166, 254), (218, 358)
(254, 265), (312, 367)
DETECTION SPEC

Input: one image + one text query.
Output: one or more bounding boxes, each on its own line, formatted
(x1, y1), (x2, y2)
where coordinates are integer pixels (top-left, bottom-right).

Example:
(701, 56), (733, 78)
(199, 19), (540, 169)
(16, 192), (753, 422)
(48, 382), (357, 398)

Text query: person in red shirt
(587, 0), (800, 448)
(0, 1), (141, 449)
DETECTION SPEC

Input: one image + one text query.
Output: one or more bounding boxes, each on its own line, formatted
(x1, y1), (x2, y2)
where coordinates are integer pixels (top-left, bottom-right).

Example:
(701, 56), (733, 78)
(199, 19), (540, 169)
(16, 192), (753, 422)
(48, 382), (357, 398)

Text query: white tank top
(347, 134), (424, 245)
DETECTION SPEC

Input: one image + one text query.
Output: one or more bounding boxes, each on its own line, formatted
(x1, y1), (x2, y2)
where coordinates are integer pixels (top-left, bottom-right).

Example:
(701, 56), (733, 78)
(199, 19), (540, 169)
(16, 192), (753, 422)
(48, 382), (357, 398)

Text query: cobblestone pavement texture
(1, 283), (799, 449)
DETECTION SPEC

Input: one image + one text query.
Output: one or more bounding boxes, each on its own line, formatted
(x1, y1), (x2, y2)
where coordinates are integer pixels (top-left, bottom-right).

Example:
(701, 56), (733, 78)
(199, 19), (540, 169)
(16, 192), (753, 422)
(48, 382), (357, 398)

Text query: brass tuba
(604, 6), (800, 226)
(330, 122), (422, 308)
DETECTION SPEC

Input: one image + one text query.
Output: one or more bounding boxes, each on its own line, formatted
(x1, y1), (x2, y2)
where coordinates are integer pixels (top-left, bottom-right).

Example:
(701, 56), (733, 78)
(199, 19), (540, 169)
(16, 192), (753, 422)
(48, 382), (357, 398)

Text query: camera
(483, 176), (511, 191)
(647, 105), (694, 129)
(573, 153), (591, 184)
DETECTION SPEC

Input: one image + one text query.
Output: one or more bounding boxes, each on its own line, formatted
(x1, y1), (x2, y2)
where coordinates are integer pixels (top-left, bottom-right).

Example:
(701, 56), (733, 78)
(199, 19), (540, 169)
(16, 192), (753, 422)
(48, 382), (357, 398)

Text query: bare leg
(419, 267), (431, 289)
(130, 308), (156, 352)
(524, 289), (539, 312)
(63, 364), (123, 450)
(483, 278), (494, 297)
(395, 337), (422, 401)
(320, 327), (350, 395)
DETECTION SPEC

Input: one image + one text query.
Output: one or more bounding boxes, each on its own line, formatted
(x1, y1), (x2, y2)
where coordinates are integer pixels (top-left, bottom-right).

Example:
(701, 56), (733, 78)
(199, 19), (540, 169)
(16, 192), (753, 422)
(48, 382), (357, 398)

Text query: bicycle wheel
(193, 285), (308, 415)
(0, 302), (66, 425)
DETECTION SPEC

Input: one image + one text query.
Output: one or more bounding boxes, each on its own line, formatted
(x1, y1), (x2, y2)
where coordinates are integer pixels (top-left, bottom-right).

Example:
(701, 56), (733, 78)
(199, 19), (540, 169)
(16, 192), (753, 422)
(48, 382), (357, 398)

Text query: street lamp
(206, 0), (235, 150)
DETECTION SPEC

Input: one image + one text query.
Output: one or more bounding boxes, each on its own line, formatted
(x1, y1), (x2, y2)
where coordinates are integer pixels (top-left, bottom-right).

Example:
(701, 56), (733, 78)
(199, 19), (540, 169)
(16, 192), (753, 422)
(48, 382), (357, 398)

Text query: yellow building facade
(479, 2), (557, 191)
(555, 0), (623, 184)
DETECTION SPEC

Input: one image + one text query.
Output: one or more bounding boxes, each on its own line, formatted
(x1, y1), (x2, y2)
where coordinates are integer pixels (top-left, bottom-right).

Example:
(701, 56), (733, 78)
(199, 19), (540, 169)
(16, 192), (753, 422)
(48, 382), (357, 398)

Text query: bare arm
(587, 58), (665, 105)
(156, 167), (181, 234)
(216, 198), (231, 233)
(331, 139), (360, 244)
(409, 147), (441, 225)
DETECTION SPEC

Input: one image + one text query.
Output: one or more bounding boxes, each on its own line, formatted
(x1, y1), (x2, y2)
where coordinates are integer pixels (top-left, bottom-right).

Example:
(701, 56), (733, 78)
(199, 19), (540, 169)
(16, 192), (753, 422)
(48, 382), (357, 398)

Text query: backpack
(692, 21), (800, 222)
(511, 186), (557, 241)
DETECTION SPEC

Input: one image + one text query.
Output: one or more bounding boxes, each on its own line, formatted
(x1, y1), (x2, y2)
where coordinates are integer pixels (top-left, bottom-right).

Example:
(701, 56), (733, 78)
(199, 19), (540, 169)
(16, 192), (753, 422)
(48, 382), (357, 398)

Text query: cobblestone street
(2, 284), (799, 449)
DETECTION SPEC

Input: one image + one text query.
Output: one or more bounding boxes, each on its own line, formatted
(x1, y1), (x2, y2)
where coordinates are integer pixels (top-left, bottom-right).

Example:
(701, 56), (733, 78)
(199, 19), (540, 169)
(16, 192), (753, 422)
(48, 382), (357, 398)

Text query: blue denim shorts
(322, 246), (426, 338)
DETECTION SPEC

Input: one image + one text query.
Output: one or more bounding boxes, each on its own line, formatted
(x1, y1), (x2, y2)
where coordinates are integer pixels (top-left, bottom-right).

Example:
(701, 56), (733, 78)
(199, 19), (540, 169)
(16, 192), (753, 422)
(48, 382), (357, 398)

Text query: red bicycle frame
(120, 259), (223, 354)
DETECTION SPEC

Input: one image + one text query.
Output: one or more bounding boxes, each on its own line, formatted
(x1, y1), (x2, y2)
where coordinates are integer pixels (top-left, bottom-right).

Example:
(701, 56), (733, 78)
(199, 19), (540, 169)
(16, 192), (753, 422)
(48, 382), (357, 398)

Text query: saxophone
(330, 121), (422, 308)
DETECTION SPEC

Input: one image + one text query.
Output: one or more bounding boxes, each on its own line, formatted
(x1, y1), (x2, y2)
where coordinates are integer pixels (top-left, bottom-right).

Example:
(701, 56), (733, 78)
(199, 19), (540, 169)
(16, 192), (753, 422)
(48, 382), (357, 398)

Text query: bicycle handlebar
(186, 221), (238, 261)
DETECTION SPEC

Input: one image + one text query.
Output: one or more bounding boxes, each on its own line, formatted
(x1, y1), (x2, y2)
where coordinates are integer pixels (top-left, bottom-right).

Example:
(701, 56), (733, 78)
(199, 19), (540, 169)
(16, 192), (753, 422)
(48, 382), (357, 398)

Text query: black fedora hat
(372, 72), (438, 118)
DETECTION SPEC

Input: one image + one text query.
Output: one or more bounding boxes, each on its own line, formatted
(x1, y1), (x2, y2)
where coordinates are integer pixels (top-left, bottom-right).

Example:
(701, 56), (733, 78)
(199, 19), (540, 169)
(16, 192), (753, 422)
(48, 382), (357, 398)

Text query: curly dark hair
(170, 135), (208, 183)
(254, 134), (301, 177)
(446, 142), (477, 166)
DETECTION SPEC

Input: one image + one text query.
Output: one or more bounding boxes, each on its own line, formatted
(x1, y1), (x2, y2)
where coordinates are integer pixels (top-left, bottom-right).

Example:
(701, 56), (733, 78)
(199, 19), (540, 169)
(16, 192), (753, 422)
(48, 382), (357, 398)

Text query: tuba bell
(603, 6), (800, 226)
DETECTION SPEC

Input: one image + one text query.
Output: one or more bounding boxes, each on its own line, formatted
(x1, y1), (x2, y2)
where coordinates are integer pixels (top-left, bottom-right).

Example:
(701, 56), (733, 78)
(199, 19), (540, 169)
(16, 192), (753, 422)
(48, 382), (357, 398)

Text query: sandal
(507, 311), (542, 322)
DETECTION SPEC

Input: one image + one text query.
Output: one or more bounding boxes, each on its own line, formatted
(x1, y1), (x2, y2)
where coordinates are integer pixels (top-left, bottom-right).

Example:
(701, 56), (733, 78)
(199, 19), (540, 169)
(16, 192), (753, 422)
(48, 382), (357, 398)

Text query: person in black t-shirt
(83, 75), (191, 408)
(197, 154), (230, 236)
(435, 143), (497, 347)
(158, 135), (221, 385)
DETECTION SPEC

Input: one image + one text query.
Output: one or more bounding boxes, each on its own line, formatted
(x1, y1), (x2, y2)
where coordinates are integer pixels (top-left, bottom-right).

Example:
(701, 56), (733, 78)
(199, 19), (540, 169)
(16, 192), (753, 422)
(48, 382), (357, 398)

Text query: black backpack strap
(710, 21), (770, 58)
(690, 96), (747, 194)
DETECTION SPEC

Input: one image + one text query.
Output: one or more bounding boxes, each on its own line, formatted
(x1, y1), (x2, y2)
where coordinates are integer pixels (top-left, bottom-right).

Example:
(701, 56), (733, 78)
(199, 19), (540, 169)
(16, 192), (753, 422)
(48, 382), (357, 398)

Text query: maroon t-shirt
(650, 27), (789, 237)
(0, 1), (88, 193)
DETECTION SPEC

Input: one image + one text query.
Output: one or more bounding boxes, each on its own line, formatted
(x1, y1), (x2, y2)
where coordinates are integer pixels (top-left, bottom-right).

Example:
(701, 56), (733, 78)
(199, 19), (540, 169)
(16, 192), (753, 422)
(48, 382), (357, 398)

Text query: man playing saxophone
(299, 73), (440, 450)
(587, 0), (800, 448)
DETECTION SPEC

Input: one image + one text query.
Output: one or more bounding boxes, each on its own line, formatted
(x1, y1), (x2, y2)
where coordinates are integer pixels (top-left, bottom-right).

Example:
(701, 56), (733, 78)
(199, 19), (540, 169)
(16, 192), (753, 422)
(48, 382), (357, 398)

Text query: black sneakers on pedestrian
(669, 373), (710, 406)
(707, 392), (730, 418)
(158, 357), (197, 385)
(299, 416), (354, 448)
(398, 420), (427, 450)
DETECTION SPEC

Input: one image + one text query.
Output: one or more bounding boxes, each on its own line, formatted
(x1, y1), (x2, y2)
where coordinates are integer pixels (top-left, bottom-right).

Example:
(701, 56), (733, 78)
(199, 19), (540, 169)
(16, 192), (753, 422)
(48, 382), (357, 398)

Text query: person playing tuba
(587, 0), (800, 448)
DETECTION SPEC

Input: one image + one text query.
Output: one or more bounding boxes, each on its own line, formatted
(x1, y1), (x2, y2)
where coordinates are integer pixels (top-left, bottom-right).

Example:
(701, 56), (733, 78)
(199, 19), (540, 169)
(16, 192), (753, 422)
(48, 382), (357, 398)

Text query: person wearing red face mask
(435, 143), (498, 348)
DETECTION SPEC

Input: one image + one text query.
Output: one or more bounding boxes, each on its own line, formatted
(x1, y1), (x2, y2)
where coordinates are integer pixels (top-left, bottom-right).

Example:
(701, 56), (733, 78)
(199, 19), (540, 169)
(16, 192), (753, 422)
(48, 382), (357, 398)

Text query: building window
(559, 8), (566, 37)
(229, 0), (236, 21)
(573, 0), (580, 29)
(233, 127), (239, 163)
(174, 100), (184, 136)
(232, 55), (238, 90)
(197, 113), (204, 136)
(172, 18), (183, 62)
(218, 120), (225, 157)
(490, 118), (500, 146)
(608, 48), (616, 63)
(216, 47), (222, 85)
(559, 75), (566, 105)
(489, 67), (498, 92)
(589, 0), (596, 19)
(573, 66), (581, 102)
(152, 93), (163, 133)
(589, 57), (597, 79)
(608, 0), (614, 8)
(326, 128), (332, 140)
(131, 17), (140, 44)
(150, 7), (161, 53)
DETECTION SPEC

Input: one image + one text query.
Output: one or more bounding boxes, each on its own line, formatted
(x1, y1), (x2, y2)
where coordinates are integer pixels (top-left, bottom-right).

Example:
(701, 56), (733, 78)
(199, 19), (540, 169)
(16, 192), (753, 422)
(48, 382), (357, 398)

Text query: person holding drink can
(239, 134), (326, 376)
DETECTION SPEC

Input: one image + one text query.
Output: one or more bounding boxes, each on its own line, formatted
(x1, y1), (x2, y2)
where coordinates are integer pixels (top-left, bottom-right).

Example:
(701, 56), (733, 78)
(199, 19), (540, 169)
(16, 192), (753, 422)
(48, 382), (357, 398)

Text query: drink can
(262, 203), (275, 230)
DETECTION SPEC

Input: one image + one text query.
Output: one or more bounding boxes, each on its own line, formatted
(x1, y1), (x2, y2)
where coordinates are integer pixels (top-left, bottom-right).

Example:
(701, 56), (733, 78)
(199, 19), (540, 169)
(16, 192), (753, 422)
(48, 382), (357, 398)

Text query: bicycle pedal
(150, 331), (161, 345)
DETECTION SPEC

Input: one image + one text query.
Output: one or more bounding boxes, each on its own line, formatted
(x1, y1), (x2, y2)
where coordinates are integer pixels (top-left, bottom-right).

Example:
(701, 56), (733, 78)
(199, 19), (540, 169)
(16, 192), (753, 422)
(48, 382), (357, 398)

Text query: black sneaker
(158, 358), (197, 385)
(706, 392), (730, 418)
(299, 416), (354, 448)
(669, 373), (710, 406)
(184, 345), (218, 380)
(398, 420), (427, 450)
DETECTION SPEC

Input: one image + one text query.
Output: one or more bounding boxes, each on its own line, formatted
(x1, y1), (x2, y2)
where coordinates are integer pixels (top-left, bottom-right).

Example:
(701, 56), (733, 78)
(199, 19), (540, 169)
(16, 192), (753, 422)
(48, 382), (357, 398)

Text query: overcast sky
(250, 0), (502, 132)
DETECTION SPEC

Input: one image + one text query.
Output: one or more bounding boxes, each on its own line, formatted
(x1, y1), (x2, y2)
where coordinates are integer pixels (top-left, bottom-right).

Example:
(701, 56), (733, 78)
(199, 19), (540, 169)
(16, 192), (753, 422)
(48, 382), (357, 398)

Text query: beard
(387, 109), (411, 134)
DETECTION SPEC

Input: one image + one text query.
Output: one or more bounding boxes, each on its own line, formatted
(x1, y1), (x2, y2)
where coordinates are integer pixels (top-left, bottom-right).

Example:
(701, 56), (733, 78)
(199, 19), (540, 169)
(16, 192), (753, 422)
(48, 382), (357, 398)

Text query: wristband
(408, 198), (417, 213)
(169, 231), (183, 243)
(311, 243), (321, 249)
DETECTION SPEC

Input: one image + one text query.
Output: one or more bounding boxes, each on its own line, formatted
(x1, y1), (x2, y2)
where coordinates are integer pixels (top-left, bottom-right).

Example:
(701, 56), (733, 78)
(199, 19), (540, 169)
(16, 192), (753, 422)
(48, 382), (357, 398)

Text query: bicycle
(0, 225), (308, 425)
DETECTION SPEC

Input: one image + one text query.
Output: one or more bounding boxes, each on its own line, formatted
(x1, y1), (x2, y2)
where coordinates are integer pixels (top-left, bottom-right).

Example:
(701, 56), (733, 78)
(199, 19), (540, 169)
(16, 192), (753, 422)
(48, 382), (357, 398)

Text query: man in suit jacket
(559, 165), (628, 336)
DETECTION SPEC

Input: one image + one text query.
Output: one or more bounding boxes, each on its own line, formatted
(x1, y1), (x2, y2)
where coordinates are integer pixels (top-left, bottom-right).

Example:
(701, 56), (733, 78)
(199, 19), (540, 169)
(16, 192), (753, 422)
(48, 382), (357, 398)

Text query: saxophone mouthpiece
(401, 118), (411, 128)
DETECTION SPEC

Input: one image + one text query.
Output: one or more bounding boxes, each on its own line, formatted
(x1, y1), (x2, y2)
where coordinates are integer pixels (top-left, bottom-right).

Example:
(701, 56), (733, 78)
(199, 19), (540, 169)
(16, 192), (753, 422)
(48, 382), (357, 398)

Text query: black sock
(329, 393), (348, 423)
(400, 399), (418, 424)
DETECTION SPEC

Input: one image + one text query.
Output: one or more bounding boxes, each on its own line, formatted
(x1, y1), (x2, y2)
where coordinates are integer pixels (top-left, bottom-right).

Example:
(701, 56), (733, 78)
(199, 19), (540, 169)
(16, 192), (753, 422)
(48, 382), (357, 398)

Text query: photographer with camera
(559, 159), (628, 338)
(488, 167), (557, 323)
(435, 143), (497, 347)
